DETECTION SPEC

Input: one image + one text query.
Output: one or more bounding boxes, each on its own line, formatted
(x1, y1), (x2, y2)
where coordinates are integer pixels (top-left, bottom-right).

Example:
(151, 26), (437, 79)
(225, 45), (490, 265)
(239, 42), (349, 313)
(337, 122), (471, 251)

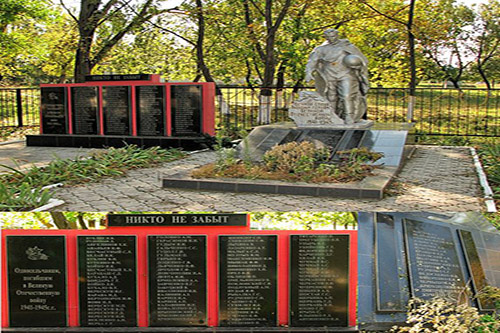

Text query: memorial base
(26, 135), (213, 151)
(1, 328), (360, 333)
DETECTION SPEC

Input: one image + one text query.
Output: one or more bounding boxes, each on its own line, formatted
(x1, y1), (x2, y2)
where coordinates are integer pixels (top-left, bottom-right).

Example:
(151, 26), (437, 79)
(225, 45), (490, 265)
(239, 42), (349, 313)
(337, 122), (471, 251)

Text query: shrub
(392, 293), (500, 333)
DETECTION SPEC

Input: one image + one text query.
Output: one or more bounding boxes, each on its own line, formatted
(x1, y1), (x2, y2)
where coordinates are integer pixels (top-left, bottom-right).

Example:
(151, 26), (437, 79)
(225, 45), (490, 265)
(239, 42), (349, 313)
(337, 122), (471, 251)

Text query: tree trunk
(50, 212), (77, 229)
(74, 0), (100, 83)
(406, 0), (416, 122)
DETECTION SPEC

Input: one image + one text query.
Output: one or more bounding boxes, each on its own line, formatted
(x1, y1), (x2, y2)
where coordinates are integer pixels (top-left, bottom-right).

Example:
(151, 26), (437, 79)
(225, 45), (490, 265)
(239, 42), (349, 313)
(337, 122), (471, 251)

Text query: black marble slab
(375, 214), (406, 312)
(1, 327), (361, 333)
(219, 235), (277, 327)
(103, 86), (131, 135)
(6, 236), (67, 327)
(26, 135), (211, 150)
(458, 230), (495, 310)
(136, 86), (165, 136)
(171, 85), (202, 136)
(78, 236), (137, 327)
(148, 236), (207, 326)
(71, 87), (99, 135)
(41, 87), (68, 134)
(290, 235), (349, 327)
(108, 214), (247, 227)
(403, 219), (465, 301)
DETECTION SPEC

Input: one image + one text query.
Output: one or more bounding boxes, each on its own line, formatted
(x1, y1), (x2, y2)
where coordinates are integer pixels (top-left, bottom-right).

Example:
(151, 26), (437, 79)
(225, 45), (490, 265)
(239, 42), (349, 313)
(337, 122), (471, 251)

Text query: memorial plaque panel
(103, 86), (131, 135)
(458, 230), (495, 310)
(108, 213), (247, 227)
(290, 235), (349, 327)
(136, 86), (165, 136)
(148, 235), (207, 326)
(71, 86), (99, 135)
(41, 87), (68, 134)
(404, 219), (465, 301)
(375, 214), (406, 311)
(6, 236), (67, 327)
(171, 85), (202, 136)
(78, 236), (137, 326)
(219, 235), (277, 327)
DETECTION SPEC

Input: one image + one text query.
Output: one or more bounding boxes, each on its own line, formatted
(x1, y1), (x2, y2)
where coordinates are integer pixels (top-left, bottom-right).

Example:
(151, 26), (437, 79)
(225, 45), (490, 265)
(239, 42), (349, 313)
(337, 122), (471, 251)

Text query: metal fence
(216, 86), (499, 137)
(0, 88), (40, 127)
(1, 86), (499, 137)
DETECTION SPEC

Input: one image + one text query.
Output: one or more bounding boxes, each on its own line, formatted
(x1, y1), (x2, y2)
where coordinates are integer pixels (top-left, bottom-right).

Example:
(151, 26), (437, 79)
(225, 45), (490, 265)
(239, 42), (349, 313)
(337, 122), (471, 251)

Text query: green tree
(466, 0), (500, 91)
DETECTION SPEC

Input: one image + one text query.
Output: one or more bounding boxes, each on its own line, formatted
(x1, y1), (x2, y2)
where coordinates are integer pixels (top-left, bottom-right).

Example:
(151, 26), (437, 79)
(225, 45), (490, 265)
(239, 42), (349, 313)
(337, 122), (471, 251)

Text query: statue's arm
(305, 48), (319, 82)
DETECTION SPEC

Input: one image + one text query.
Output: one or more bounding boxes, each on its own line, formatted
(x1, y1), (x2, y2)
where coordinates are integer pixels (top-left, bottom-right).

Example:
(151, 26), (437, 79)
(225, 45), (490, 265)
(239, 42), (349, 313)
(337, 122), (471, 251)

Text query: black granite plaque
(404, 219), (465, 301)
(41, 87), (68, 134)
(219, 235), (277, 327)
(6, 236), (67, 327)
(171, 85), (202, 136)
(148, 235), (207, 326)
(71, 86), (99, 135)
(78, 236), (137, 326)
(102, 86), (131, 135)
(375, 214), (406, 311)
(458, 230), (495, 310)
(290, 235), (349, 327)
(136, 85), (165, 136)
(86, 74), (151, 82)
(108, 214), (247, 227)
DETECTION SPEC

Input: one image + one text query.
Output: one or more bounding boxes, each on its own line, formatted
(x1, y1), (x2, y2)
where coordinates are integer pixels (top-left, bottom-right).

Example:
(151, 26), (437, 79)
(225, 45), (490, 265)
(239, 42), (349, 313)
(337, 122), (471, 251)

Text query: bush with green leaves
(0, 145), (186, 211)
(392, 292), (500, 333)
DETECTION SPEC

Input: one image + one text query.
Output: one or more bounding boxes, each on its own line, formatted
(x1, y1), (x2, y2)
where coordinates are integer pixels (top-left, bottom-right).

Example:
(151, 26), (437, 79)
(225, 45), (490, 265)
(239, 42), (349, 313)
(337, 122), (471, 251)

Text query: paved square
(50, 146), (484, 212)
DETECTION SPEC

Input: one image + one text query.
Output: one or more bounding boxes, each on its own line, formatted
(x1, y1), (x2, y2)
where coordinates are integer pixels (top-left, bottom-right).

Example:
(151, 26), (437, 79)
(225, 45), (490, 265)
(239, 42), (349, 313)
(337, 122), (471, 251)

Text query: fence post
(16, 89), (23, 127)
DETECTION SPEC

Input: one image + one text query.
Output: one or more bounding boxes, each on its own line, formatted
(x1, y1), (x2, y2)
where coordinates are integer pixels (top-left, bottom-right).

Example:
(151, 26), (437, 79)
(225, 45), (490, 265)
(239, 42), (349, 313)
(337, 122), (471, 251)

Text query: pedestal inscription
(41, 87), (68, 134)
(404, 219), (465, 301)
(458, 230), (495, 310)
(136, 85), (165, 136)
(6, 236), (67, 327)
(171, 85), (202, 136)
(375, 213), (406, 311)
(219, 235), (277, 327)
(71, 86), (99, 135)
(103, 86), (131, 135)
(148, 235), (207, 326)
(290, 235), (349, 327)
(78, 236), (137, 326)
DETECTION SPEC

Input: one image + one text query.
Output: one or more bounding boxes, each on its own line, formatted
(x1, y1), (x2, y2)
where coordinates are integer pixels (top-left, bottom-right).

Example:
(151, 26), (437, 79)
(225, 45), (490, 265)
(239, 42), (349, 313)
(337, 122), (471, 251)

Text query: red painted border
(67, 87), (73, 134)
(40, 81), (215, 137)
(2, 228), (357, 328)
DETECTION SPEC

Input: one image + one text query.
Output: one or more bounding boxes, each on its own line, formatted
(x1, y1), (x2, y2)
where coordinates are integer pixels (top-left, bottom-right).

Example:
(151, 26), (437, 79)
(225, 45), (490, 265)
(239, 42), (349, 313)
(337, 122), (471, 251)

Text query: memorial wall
(27, 75), (216, 149)
(358, 212), (500, 330)
(1, 214), (357, 329)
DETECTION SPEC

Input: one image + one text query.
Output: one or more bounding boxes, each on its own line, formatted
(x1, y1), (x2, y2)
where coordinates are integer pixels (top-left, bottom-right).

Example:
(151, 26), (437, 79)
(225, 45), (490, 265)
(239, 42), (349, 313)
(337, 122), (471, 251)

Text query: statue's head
(324, 29), (339, 43)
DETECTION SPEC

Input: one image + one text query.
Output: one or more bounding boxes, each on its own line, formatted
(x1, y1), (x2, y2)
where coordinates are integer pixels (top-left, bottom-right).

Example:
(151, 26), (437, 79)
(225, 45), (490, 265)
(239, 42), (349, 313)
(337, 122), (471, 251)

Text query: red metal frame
(39, 79), (216, 136)
(1, 226), (357, 328)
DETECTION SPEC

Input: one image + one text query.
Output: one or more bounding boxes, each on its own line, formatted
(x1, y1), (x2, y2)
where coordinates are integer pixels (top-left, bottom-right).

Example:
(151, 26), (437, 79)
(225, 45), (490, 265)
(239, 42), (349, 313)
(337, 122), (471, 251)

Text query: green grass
(0, 145), (187, 211)
(475, 139), (500, 206)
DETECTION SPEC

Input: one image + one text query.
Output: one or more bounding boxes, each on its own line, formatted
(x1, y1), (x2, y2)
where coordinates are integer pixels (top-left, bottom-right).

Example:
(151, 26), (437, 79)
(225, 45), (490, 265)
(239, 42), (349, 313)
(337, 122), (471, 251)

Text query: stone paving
(0, 141), (99, 173)
(51, 146), (484, 212)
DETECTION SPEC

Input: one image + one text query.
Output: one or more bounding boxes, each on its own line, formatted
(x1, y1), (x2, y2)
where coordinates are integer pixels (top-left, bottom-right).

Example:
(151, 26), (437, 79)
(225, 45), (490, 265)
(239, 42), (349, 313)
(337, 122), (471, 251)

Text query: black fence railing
(216, 86), (499, 137)
(1, 86), (498, 137)
(0, 88), (40, 127)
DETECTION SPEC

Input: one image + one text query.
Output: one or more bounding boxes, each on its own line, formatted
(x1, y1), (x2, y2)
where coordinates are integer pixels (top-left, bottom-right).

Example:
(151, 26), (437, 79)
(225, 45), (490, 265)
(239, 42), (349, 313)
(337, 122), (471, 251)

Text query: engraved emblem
(48, 92), (59, 101)
(26, 246), (49, 260)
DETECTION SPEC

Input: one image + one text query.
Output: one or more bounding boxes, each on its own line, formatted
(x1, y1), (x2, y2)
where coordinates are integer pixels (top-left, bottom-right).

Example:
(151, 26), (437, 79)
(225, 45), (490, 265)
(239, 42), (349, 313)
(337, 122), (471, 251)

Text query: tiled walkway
(51, 146), (484, 212)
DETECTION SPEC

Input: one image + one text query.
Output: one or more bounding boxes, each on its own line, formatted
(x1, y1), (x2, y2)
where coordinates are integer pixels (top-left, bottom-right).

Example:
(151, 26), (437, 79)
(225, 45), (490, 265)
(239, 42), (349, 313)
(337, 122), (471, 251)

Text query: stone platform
(26, 134), (212, 151)
(1, 328), (359, 333)
(161, 123), (414, 199)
